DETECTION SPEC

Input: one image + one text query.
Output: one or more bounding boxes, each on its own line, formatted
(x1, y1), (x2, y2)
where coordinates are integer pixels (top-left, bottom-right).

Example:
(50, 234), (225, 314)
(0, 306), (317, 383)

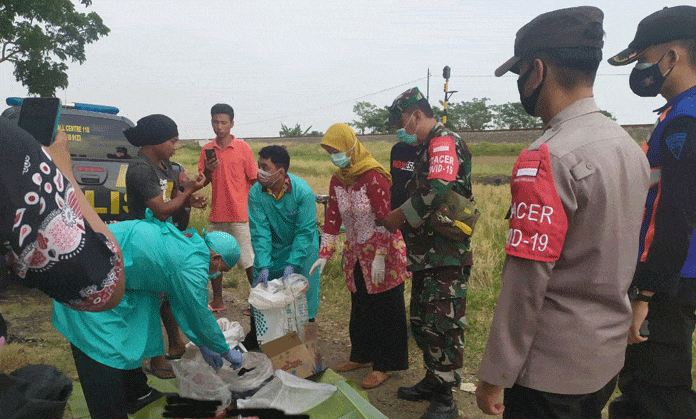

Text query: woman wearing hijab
(310, 123), (410, 389)
(52, 212), (243, 419)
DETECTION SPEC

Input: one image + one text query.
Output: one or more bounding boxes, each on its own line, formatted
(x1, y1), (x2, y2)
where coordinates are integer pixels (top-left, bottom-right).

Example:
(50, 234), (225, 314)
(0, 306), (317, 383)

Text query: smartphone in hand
(17, 98), (62, 147)
(204, 148), (216, 161)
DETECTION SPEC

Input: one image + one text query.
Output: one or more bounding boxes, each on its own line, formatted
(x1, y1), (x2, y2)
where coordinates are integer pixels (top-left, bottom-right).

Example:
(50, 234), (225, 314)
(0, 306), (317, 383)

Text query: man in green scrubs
(52, 211), (243, 419)
(248, 145), (320, 320)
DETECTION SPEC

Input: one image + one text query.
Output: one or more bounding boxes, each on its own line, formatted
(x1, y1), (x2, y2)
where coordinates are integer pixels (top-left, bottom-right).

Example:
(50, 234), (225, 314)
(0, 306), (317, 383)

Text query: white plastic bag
(218, 352), (273, 392)
(171, 319), (273, 406)
(236, 370), (336, 414)
(171, 345), (232, 407)
(248, 274), (309, 344)
(216, 317), (245, 349)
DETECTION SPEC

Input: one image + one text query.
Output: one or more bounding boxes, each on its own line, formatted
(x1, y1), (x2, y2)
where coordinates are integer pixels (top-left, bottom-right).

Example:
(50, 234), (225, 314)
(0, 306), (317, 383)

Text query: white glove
(371, 254), (386, 285)
(309, 258), (328, 276)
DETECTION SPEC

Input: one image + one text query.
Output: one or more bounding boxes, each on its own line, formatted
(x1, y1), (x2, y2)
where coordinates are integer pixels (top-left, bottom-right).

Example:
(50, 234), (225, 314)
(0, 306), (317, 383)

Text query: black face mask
(517, 63), (546, 116)
(629, 52), (672, 97)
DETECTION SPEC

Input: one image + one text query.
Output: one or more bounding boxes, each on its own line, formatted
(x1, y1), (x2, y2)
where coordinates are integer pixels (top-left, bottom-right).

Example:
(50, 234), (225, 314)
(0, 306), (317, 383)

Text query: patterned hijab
(320, 123), (391, 186)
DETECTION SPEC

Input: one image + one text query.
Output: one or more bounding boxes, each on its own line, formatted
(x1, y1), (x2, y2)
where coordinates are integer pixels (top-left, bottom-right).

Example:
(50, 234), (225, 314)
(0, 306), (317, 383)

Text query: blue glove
(282, 265), (295, 281)
(199, 345), (223, 370)
(253, 269), (270, 287)
(222, 349), (243, 369)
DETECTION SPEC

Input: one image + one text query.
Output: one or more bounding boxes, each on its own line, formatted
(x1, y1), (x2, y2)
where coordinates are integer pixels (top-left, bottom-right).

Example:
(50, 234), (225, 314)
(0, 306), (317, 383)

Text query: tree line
(348, 98), (544, 135)
(279, 99), (547, 138)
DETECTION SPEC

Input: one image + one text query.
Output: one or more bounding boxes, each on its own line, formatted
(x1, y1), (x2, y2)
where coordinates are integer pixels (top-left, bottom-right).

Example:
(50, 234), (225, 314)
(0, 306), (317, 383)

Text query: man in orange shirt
(199, 104), (257, 316)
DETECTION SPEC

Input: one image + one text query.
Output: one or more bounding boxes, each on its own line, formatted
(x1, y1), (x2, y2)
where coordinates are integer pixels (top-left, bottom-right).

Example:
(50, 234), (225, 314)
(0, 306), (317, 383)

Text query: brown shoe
(361, 371), (390, 389)
(334, 361), (371, 372)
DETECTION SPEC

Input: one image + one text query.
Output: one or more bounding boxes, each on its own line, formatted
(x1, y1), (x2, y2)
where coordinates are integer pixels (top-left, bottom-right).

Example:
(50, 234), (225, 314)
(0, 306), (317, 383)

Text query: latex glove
(309, 258), (328, 276)
(371, 254), (386, 285)
(252, 268), (269, 287)
(222, 349), (243, 369)
(199, 345), (223, 370)
(282, 265), (295, 281)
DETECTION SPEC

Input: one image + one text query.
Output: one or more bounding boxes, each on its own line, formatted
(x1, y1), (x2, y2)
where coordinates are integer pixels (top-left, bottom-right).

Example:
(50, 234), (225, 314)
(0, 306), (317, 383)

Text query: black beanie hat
(123, 114), (178, 147)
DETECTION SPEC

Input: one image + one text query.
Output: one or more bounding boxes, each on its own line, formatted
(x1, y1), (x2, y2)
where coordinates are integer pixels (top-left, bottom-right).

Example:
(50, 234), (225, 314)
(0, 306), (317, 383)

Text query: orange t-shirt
(198, 136), (257, 222)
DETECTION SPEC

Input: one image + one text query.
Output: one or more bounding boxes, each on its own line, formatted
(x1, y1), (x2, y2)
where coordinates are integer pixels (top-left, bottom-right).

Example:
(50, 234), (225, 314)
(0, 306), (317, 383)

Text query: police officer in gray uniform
(475, 7), (650, 418)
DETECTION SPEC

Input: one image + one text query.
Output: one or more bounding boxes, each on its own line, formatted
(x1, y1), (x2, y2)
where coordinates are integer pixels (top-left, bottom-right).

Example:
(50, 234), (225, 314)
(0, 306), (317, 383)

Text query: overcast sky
(0, 0), (682, 139)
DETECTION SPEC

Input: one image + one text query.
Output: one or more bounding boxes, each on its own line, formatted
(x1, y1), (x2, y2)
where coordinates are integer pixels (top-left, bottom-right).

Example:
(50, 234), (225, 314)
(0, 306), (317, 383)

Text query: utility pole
(426, 68), (430, 101)
(442, 66), (457, 125)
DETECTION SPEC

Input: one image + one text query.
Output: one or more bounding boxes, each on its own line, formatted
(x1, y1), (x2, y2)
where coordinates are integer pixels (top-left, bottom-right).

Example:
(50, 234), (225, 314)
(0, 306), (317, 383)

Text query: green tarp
(67, 369), (388, 419)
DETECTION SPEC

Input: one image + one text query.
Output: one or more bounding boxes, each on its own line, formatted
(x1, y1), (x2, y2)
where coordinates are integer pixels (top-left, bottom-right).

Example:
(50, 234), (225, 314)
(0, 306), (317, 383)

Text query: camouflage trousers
(410, 265), (469, 385)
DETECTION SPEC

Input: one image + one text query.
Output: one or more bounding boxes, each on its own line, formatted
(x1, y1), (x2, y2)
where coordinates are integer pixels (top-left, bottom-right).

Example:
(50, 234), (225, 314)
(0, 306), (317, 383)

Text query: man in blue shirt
(607, 6), (696, 419)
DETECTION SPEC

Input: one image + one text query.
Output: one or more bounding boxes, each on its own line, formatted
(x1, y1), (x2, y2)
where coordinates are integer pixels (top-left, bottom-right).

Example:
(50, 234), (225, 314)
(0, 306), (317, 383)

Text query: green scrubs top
(248, 173), (320, 318)
(52, 214), (231, 370)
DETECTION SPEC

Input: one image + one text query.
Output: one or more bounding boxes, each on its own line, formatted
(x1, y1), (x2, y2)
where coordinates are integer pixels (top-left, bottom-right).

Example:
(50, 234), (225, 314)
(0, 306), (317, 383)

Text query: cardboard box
(260, 323), (323, 379)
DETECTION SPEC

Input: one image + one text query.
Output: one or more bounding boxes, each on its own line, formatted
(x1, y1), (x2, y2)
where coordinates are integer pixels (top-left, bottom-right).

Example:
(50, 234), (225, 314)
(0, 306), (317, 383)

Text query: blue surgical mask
(331, 152), (351, 168)
(396, 115), (418, 145)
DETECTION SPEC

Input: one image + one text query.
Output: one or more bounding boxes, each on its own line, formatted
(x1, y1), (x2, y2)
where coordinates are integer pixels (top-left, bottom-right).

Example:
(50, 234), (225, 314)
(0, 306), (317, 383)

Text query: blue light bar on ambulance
(6, 97), (22, 106)
(6, 97), (119, 115)
(73, 102), (119, 114)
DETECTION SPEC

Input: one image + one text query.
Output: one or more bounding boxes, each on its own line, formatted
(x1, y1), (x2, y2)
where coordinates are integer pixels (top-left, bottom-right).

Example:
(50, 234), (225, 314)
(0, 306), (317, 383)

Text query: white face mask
(257, 167), (282, 186)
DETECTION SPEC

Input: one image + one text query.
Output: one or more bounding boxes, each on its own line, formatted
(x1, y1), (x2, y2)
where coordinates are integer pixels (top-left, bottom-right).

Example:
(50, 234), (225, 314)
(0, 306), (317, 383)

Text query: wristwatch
(629, 286), (652, 302)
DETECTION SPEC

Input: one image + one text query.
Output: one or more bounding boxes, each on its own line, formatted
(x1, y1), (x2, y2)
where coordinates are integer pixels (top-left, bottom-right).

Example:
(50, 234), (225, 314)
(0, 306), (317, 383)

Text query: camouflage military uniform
(399, 122), (473, 385)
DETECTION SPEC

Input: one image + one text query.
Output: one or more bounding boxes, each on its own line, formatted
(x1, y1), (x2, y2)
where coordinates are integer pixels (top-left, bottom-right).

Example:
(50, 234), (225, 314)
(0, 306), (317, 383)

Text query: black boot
(420, 384), (458, 419)
(397, 377), (437, 402)
(607, 395), (640, 419)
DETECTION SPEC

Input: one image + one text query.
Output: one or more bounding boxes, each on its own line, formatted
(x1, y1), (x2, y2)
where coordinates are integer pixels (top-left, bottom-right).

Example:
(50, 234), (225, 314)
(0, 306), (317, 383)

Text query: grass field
(1, 138), (694, 418)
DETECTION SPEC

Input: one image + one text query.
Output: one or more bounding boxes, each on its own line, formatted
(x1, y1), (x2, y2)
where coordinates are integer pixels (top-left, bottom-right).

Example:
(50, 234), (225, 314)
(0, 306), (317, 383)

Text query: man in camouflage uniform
(382, 87), (473, 419)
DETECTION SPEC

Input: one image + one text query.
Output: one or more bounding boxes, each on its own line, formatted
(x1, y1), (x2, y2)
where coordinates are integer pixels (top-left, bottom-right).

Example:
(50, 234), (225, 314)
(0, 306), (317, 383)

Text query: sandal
(335, 361), (371, 372)
(165, 352), (184, 360)
(144, 366), (176, 380)
(208, 304), (226, 313)
(361, 371), (390, 389)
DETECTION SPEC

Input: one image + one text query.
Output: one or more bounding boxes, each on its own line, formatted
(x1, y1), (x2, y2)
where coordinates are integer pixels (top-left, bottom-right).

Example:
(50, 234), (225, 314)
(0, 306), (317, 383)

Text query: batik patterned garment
(319, 169), (409, 294)
(1, 119), (120, 312)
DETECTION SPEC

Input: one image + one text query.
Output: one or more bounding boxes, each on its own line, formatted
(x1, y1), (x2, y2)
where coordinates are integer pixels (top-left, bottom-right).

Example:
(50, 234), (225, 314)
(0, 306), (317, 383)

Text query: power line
(237, 72), (630, 128)
(238, 76), (427, 127)
(453, 73), (629, 78)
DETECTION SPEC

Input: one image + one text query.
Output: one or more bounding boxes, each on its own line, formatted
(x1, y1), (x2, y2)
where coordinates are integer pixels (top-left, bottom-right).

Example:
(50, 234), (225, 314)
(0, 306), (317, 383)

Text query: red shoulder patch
(505, 144), (568, 262)
(427, 136), (458, 182)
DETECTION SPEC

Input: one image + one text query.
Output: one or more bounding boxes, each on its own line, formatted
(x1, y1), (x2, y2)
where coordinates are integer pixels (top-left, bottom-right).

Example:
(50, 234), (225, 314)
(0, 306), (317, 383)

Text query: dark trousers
(611, 278), (696, 419)
(71, 344), (150, 419)
(348, 262), (409, 372)
(503, 377), (617, 419)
